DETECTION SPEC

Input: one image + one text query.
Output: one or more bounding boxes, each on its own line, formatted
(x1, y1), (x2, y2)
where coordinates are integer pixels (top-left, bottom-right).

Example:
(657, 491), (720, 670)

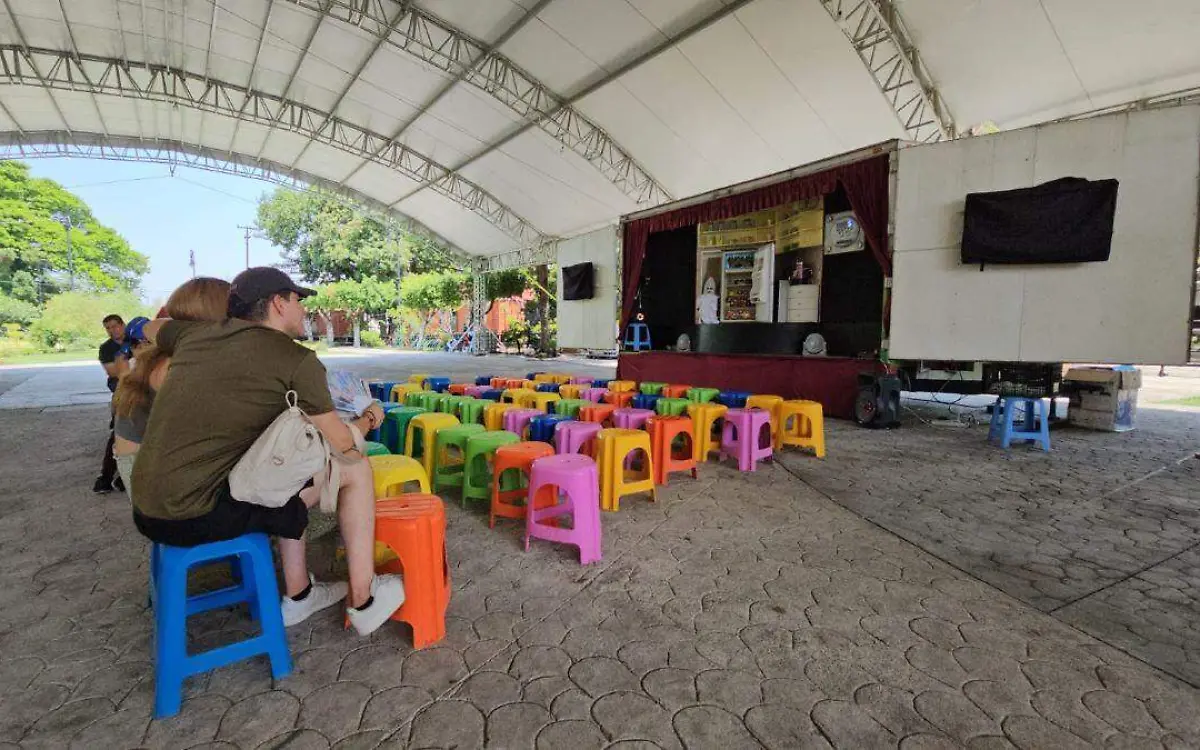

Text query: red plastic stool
(647, 415), (698, 485)
(372, 494), (449, 648)
(602, 391), (635, 408)
(490, 442), (556, 528)
(580, 403), (617, 428)
(662, 384), (691, 399)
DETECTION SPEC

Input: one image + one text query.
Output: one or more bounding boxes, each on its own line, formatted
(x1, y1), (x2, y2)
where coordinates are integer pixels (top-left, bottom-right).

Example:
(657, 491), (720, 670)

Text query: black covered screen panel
(961, 177), (1118, 265)
(562, 262), (595, 300)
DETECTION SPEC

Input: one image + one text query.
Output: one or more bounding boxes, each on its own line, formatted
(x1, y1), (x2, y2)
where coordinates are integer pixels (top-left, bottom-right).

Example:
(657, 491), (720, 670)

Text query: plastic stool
(595, 428), (656, 511)
(389, 384), (411, 404)
(581, 388), (608, 403)
(613, 407), (655, 430)
(150, 533), (290, 717)
(591, 379), (611, 390)
(687, 387), (720, 404)
(475, 376), (494, 386)
(489, 377), (507, 389)
(406, 413), (460, 479)
(536, 383), (561, 393)
(426, 377), (451, 393)
(533, 373), (554, 383)
(646, 415), (697, 486)
(580, 403), (617, 428)
(624, 322), (651, 351)
(600, 391), (631, 408)
(556, 421), (602, 456)
(639, 382), (666, 395)
(570, 376), (594, 386)
(550, 374), (574, 385)
(503, 388), (537, 407)
(655, 398), (690, 417)
(559, 384), (584, 400)
(368, 381), (394, 401)
(503, 407), (543, 439)
(448, 384), (469, 396)
(459, 398), (486, 425)
(405, 390), (434, 408)
(529, 413), (572, 443)
(525, 454), (602, 565)
(370, 454), (430, 497)
(484, 402), (516, 431)
(777, 400), (826, 457)
(365, 441), (390, 456)
(721, 408), (774, 472)
(717, 391), (750, 408)
(989, 396), (1050, 452)
(408, 373), (430, 387)
(464, 385), (488, 399)
(662, 384), (691, 399)
(631, 393), (661, 411)
(746, 394), (785, 447)
(555, 399), (589, 418)
(609, 380), (637, 393)
(480, 388), (504, 401)
(491, 442), (556, 527)
(463, 431), (521, 506)
(433, 424), (487, 492)
(687, 402), (728, 462)
(530, 393), (561, 413)
(504, 378), (526, 390)
(374, 495), (449, 648)
(438, 395), (468, 415)
(381, 407), (426, 454)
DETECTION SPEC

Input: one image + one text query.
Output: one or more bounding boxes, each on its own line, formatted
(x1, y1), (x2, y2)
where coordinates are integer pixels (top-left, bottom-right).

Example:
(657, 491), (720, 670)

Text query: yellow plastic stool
(778, 400), (826, 457)
(746, 394), (784, 448)
(559, 384), (584, 400)
(503, 388), (539, 407)
(405, 412), (461, 480)
(369, 454), (430, 498)
(533, 373), (556, 383)
(530, 392), (561, 413)
(389, 384), (411, 404)
(550, 373), (573, 385)
(595, 428), (656, 511)
(484, 402), (516, 431)
(686, 402), (728, 462)
(608, 380), (637, 393)
(408, 373), (430, 387)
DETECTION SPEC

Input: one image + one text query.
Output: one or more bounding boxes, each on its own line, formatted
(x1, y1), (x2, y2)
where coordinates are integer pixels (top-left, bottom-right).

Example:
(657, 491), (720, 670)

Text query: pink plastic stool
(720, 408), (774, 471)
(556, 421), (602, 456)
(465, 385), (488, 398)
(571, 376), (595, 386)
(581, 388), (608, 403)
(525, 454), (602, 565)
(503, 408), (543, 440)
(613, 408), (654, 430)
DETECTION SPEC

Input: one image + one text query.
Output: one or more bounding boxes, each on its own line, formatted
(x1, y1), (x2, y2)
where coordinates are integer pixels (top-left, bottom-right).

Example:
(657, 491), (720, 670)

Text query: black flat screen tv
(562, 262), (595, 300)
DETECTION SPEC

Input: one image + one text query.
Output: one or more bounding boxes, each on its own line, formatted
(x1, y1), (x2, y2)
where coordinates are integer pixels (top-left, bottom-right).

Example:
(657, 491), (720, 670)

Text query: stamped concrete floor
(1, 360), (1198, 748)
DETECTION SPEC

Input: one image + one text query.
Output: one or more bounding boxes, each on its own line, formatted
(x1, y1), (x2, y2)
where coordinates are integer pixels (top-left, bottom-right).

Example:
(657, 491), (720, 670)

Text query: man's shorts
(133, 479), (311, 547)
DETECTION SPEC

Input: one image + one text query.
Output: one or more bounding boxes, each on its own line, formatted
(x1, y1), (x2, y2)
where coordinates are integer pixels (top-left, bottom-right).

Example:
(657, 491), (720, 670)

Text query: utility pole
(237, 225), (254, 268)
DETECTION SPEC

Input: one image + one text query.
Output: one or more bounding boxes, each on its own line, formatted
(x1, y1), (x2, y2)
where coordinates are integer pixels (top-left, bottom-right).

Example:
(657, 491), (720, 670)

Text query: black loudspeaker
(562, 262), (594, 300)
(855, 374), (901, 428)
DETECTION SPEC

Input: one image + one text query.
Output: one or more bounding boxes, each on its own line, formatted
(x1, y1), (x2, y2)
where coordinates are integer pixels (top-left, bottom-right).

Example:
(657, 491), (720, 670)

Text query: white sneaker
(280, 574), (348, 627)
(346, 574), (406, 636)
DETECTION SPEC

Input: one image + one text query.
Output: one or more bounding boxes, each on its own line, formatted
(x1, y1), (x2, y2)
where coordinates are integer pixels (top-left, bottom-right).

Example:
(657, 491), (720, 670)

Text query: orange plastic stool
(503, 378), (525, 390)
(372, 494), (450, 648)
(580, 403), (617, 428)
(602, 391), (635, 408)
(490, 442), (555, 528)
(490, 376), (507, 389)
(646, 415), (697, 486)
(448, 384), (468, 396)
(662, 384), (691, 399)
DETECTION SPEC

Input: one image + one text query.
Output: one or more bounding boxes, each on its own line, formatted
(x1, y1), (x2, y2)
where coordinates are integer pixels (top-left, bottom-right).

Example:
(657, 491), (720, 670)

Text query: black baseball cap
(229, 267), (315, 307)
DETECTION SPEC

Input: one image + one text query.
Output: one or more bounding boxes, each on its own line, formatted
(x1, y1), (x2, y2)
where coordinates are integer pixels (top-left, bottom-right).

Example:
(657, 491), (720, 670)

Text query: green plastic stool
(433, 424), (487, 492)
(687, 387), (720, 404)
(459, 398), (486, 425)
(439, 395), (468, 415)
(656, 398), (690, 416)
(405, 390), (434, 408)
(639, 381), (667, 395)
(555, 398), (589, 418)
(462, 430), (521, 506)
(381, 407), (426, 453)
(364, 441), (390, 456)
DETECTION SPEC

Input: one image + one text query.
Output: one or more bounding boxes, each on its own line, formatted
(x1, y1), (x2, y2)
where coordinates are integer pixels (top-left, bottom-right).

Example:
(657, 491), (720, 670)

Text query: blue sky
(25, 158), (283, 305)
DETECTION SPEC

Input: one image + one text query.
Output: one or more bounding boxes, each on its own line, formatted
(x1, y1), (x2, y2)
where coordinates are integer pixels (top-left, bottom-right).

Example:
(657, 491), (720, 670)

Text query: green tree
(255, 187), (459, 284)
(483, 268), (528, 313)
(0, 294), (38, 326)
(398, 271), (466, 348)
(0, 161), (148, 301)
(30, 290), (150, 350)
(305, 277), (394, 347)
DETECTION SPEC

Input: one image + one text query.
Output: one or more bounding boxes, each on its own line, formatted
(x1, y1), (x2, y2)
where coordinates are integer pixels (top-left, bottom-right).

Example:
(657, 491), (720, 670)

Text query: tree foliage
(0, 161), (148, 302)
(255, 187), (459, 283)
(304, 277), (395, 346)
(30, 290), (150, 350)
(0, 294), (39, 326)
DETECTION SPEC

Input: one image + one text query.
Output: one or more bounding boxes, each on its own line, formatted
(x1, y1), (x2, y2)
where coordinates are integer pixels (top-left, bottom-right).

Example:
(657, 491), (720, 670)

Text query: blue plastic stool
(367, 382), (387, 400)
(592, 379), (611, 390)
(475, 376), (494, 386)
(529, 414), (572, 443)
(426, 377), (451, 393)
(988, 396), (1051, 451)
(150, 533), (292, 718)
(526, 372), (543, 381)
(717, 391), (750, 408)
(632, 393), (661, 411)
(480, 388), (504, 401)
(536, 383), (561, 393)
(624, 323), (651, 351)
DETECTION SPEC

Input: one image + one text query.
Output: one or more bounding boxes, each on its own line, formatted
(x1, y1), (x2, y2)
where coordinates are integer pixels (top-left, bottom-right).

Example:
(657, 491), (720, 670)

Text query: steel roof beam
(0, 44), (546, 246)
(820, 0), (955, 143)
(279, 0), (670, 206)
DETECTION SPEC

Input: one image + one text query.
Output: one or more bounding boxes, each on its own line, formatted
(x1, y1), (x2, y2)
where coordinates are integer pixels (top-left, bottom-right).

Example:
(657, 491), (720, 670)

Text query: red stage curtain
(621, 153), (891, 330)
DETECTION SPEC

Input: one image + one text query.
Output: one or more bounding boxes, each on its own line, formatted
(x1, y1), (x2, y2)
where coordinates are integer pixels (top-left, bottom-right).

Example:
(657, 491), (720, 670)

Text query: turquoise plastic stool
(624, 323), (651, 351)
(365, 441), (390, 456)
(150, 533), (291, 718)
(988, 396), (1051, 451)
(381, 407), (426, 453)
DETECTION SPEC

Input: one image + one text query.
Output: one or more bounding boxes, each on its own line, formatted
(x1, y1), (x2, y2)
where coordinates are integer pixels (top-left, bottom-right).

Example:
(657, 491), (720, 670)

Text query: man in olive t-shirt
(133, 267), (404, 636)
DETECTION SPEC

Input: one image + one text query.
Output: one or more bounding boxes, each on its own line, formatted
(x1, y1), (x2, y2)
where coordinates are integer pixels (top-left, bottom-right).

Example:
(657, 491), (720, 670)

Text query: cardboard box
(1063, 366), (1138, 431)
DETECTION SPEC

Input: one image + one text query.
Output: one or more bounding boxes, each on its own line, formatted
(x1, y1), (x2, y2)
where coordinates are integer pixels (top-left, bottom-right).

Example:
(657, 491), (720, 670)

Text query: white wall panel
(890, 106), (1200, 364)
(556, 225), (619, 350)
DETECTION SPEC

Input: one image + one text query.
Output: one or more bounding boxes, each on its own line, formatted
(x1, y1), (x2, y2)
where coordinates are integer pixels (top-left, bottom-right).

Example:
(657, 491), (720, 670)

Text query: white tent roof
(1, 0), (1198, 261)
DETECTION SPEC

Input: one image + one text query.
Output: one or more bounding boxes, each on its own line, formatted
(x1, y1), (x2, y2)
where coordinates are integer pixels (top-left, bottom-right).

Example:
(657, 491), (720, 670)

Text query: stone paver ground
(1, 354), (1198, 748)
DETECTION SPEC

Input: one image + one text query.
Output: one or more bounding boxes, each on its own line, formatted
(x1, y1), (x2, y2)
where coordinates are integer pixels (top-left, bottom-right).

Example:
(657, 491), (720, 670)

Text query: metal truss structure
(468, 272), (487, 354)
(0, 130), (474, 264)
(0, 44), (545, 246)
(284, 0), (671, 207)
(473, 240), (559, 274)
(820, 0), (955, 143)
(1053, 84), (1200, 123)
